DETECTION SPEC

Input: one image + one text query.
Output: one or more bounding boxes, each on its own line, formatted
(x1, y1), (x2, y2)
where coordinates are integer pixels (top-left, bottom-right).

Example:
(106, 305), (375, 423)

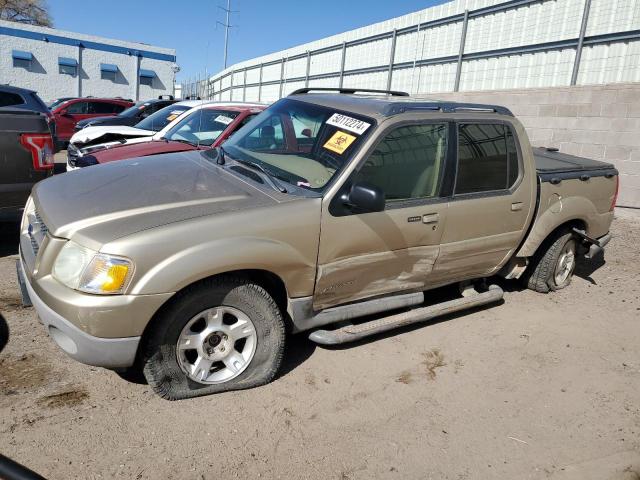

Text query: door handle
(511, 202), (524, 211)
(422, 213), (440, 224)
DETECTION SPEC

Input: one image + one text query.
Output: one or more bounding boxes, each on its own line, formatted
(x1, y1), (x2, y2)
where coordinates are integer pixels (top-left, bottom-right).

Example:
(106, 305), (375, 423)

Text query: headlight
(52, 241), (134, 294)
(21, 196), (35, 232)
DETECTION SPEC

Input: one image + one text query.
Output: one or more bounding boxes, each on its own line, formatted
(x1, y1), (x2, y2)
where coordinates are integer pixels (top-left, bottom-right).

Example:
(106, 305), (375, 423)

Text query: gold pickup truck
(17, 88), (618, 400)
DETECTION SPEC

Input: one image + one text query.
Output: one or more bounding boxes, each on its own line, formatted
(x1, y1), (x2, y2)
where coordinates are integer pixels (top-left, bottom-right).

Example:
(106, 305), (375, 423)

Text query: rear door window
(454, 123), (520, 195)
(0, 92), (25, 107)
(89, 102), (120, 114)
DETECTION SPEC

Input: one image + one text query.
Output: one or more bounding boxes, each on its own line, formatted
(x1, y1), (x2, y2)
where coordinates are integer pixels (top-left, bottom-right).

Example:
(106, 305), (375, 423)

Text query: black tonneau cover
(534, 147), (618, 182)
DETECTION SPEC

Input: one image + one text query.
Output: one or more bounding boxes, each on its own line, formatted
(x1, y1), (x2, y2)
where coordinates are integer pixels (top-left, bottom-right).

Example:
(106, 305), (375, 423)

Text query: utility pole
(218, 0), (234, 69)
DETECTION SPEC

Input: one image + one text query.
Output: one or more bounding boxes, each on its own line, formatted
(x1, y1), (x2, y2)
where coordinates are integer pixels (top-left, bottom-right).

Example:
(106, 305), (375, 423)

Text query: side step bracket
(308, 285), (504, 345)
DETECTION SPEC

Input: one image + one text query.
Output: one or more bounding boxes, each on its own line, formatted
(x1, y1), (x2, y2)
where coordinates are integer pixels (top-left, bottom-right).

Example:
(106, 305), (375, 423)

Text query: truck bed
(533, 147), (617, 182)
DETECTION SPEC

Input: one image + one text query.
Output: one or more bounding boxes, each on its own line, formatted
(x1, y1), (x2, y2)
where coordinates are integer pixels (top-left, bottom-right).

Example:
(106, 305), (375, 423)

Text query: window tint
(0, 92), (25, 107)
(455, 123), (519, 195)
(65, 101), (87, 114)
(101, 71), (116, 81)
(354, 124), (447, 201)
(88, 102), (117, 114)
(140, 76), (153, 87)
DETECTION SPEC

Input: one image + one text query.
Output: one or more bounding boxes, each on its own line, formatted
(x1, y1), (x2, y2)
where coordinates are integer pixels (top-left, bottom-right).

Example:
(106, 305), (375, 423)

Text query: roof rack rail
(290, 87), (409, 97)
(383, 102), (513, 117)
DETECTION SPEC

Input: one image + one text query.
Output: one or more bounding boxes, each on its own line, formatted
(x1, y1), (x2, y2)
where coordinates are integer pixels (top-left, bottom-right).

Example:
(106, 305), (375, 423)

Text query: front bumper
(19, 257), (140, 369)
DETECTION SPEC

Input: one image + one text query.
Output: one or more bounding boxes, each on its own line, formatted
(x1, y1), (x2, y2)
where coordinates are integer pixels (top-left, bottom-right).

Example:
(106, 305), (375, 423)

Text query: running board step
(308, 285), (504, 345)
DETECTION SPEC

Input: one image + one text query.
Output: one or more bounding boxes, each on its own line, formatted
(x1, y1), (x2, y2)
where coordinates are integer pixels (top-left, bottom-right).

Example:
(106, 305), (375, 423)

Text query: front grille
(27, 209), (48, 256)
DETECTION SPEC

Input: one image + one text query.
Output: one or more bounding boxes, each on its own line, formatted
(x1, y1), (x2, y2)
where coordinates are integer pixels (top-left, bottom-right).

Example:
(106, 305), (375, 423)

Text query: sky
(48, 0), (449, 83)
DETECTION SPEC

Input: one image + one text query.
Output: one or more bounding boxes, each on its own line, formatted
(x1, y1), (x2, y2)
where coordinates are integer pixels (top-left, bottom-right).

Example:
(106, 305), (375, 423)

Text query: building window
(12, 50), (33, 69)
(139, 69), (156, 87)
(100, 63), (119, 81)
(58, 57), (78, 76)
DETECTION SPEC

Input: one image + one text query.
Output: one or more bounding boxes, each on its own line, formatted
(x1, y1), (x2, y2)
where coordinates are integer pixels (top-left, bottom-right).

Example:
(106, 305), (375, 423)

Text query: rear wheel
(525, 231), (577, 293)
(141, 276), (286, 400)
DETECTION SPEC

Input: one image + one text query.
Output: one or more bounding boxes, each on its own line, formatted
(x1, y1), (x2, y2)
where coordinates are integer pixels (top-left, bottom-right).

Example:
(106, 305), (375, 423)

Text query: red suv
(51, 97), (134, 144)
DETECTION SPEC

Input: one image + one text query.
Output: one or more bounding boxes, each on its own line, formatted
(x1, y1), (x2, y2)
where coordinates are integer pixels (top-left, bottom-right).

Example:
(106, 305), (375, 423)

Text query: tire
(141, 276), (285, 400)
(525, 230), (578, 293)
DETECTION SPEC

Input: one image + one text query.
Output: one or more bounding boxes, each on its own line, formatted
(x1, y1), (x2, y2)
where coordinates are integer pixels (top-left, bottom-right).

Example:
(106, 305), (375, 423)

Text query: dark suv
(74, 96), (177, 132)
(0, 85), (56, 142)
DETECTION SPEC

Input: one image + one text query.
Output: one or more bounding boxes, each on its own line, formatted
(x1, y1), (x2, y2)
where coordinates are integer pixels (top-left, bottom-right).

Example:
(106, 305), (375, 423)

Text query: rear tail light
(20, 133), (55, 171)
(610, 175), (619, 211)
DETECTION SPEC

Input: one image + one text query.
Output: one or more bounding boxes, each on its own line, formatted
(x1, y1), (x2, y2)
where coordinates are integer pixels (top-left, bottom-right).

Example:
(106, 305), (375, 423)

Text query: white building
(0, 20), (178, 102)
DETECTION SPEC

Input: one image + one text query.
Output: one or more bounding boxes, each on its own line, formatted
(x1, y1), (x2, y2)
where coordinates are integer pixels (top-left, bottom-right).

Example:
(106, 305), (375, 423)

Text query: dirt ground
(0, 211), (639, 480)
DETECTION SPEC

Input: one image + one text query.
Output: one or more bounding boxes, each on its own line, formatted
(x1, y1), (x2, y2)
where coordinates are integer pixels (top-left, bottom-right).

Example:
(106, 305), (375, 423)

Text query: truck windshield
(223, 98), (375, 192)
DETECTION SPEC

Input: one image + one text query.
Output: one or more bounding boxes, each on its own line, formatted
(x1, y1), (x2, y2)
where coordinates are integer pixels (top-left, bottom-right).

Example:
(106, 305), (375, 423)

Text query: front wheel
(525, 231), (578, 293)
(141, 276), (286, 400)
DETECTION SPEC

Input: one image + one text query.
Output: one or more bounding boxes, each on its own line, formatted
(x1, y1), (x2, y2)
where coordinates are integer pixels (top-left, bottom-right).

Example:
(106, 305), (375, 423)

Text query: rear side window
(0, 92), (25, 107)
(89, 102), (121, 114)
(455, 123), (520, 195)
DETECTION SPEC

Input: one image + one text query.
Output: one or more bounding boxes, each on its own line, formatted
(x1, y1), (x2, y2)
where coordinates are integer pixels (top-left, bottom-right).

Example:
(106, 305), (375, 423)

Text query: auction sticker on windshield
(166, 111), (184, 121)
(326, 113), (371, 135)
(323, 131), (356, 154)
(215, 115), (234, 125)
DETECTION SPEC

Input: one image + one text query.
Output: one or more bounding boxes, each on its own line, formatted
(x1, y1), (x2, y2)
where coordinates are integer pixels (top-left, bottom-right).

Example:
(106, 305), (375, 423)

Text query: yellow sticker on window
(323, 131), (356, 155)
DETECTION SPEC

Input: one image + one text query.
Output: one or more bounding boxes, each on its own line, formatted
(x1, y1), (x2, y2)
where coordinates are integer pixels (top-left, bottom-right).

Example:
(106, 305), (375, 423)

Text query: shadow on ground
(0, 222), (19, 257)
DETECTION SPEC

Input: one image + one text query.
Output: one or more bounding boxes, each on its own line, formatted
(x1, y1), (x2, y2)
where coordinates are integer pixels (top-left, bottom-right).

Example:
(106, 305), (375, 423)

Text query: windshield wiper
(168, 138), (197, 146)
(233, 158), (287, 193)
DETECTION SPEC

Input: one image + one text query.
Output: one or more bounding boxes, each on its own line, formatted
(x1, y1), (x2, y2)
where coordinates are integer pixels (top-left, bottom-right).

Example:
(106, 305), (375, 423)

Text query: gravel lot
(0, 211), (639, 480)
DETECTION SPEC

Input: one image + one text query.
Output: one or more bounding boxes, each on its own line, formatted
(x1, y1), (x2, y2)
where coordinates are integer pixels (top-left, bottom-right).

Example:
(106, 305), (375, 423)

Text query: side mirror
(301, 128), (312, 138)
(343, 182), (385, 213)
(59, 109), (68, 116)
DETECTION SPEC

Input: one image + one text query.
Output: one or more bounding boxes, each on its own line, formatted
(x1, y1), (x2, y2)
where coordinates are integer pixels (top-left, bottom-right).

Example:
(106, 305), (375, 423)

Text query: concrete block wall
(435, 82), (640, 207)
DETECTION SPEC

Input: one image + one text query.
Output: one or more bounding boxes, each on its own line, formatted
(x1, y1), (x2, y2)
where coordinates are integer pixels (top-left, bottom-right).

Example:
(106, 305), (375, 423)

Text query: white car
(66, 101), (264, 171)
(66, 101), (266, 171)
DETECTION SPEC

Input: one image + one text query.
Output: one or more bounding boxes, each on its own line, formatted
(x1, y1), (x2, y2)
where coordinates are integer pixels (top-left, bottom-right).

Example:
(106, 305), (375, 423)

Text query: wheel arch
(132, 268), (293, 368)
(526, 218), (586, 259)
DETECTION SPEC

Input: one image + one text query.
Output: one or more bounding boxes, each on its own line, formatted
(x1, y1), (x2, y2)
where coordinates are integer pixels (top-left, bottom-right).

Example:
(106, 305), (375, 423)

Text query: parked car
(1, 85), (56, 144)
(51, 97), (134, 144)
(17, 88), (617, 400)
(66, 102), (265, 170)
(73, 96), (177, 131)
(48, 97), (76, 110)
(67, 100), (209, 157)
(0, 108), (54, 220)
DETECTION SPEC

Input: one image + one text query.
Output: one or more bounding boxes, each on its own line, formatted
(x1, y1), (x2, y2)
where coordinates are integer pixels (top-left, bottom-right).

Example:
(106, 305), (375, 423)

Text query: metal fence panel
(184, 0), (640, 100)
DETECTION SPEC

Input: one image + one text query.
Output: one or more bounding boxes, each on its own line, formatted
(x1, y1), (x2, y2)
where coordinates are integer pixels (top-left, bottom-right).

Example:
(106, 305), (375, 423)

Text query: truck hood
(33, 151), (280, 246)
(70, 125), (155, 146)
